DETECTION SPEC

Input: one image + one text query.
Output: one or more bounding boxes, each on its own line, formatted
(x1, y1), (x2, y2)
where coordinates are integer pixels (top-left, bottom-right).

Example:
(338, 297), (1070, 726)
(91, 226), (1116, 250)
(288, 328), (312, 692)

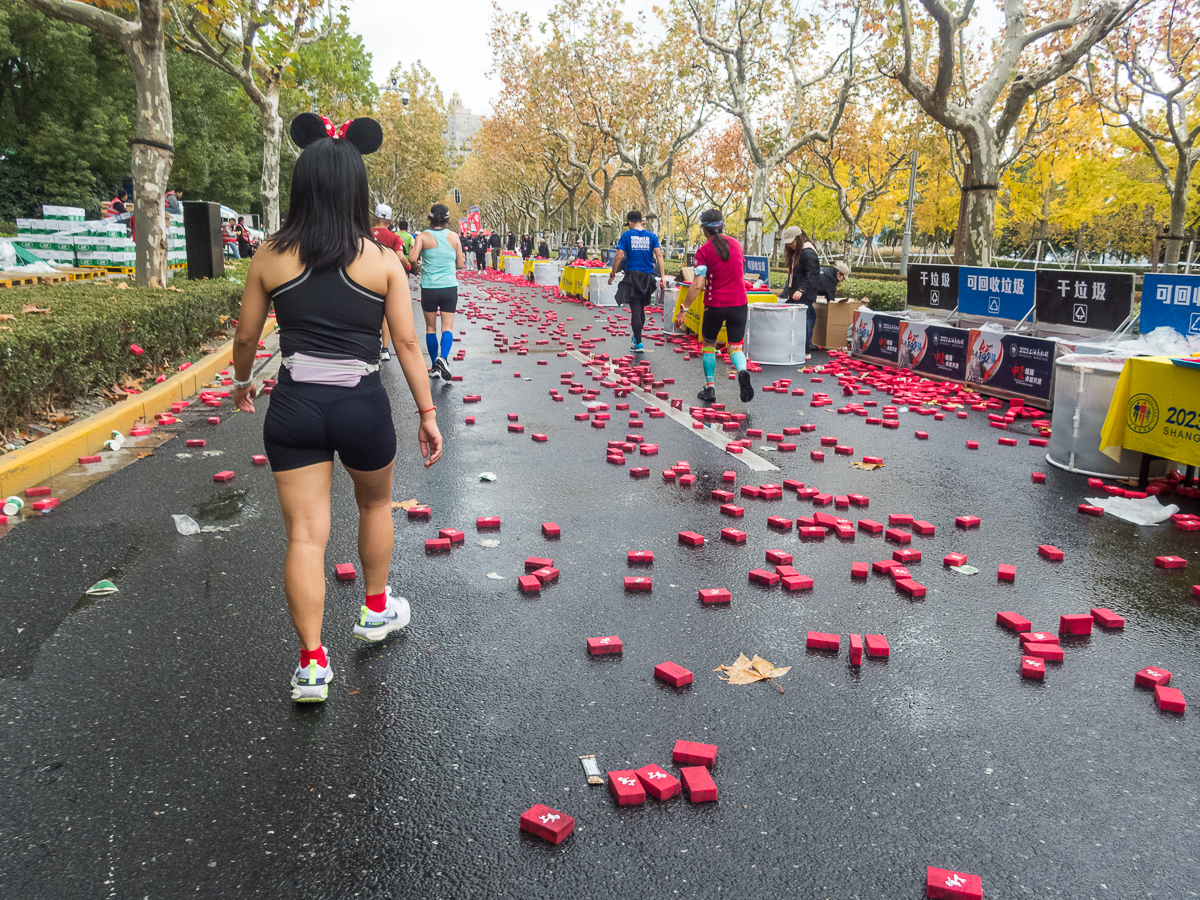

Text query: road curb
(0, 320), (276, 497)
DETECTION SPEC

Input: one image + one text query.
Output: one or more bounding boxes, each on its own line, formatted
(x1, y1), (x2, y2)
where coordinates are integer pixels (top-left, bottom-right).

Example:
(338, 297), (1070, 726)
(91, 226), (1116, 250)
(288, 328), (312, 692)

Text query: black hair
(783, 228), (814, 271)
(117, 190), (127, 199)
(700, 208), (730, 262)
(397, 219), (408, 230)
(429, 203), (450, 227)
(266, 137), (379, 270)
(627, 209), (643, 224)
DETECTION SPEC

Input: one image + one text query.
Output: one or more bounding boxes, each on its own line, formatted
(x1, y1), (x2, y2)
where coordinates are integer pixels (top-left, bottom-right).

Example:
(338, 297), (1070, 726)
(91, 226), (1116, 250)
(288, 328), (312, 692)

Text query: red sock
(365, 590), (387, 614)
(300, 645), (327, 668)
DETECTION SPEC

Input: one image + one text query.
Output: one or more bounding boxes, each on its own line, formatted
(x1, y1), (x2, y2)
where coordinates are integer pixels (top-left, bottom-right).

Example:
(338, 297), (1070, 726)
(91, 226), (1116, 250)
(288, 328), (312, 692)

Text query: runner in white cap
(371, 203), (410, 361)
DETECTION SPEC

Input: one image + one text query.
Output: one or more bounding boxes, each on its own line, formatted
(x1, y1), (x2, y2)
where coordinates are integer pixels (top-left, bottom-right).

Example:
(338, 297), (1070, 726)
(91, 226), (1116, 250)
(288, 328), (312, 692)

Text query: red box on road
(1091, 607), (1125, 629)
(699, 588), (732, 605)
(766, 549), (793, 565)
(542, 522), (560, 538)
(720, 528), (746, 543)
(673, 740), (718, 767)
(655, 661), (693, 687)
(865, 634), (890, 657)
(587, 636), (622, 655)
(1135, 666), (1171, 687)
(335, 563), (356, 581)
(679, 531), (705, 546)
(925, 866), (982, 900)
(1021, 655), (1045, 680)
(1059, 614), (1093, 635)
(849, 633), (863, 665)
(1155, 685), (1186, 713)
(624, 576), (652, 592)
(1024, 642), (1064, 662)
(608, 770), (646, 805)
(681, 766), (717, 802)
(858, 518), (884, 534)
(851, 562), (869, 579)
(997, 611), (1031, 632)
(635, 764), (682, 800)
(1038, 545), (1065, 561)
(519, 804), (574, 844)
(807, 631), (840, 651)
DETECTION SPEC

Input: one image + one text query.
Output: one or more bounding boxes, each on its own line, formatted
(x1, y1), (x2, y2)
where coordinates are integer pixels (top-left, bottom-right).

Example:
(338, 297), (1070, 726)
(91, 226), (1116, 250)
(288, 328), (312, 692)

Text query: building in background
(444, 93), (482, 154)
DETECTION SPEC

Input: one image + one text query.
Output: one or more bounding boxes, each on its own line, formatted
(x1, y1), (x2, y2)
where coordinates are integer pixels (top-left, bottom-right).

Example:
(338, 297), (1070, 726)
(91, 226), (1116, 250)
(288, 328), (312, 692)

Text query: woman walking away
(779, 225), (821, 356)
(609, 209), (665, 352)
(409, 203), (465, 380)
(676, 208), (753, 404)
(230, 112), (443, 703)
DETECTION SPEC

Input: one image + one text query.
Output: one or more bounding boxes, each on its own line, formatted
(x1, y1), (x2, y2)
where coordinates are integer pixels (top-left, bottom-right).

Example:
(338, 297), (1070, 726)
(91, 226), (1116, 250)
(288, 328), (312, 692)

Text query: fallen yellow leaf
(390, 499), (422, 510)
(21, 304), (50, 314)
(851, 461), (884, 470)
(0, 313), (14, 321)
(715, 653), (791, 693)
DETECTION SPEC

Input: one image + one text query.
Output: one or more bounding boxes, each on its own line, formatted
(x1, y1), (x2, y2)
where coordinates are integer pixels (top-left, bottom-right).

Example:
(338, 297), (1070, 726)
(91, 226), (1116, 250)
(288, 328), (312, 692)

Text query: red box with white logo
(519, 804), (575, 844)
(1154, 555), (1187, 569)
(635, 764), (682, 800)
(587, 636), (623, 655)
(1135, 666), (1171, 687)
(699, 588), (731, 605)
(608, 770), (646, 805)
(720, 528), (746, 543)
(624, 576), (652, 592)
(925, 866), (982, 900)
(1021, 655), (1045, 680)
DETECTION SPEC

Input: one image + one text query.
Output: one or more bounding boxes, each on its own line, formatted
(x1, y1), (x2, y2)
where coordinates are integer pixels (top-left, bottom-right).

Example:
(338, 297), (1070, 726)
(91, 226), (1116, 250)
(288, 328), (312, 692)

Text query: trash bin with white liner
(1047, 353), (1172, 479)
(746, 302), (808, 365)
(504, 257), (524, 276)
(591, 272), (621, 306)
(533, 261), (562, 285)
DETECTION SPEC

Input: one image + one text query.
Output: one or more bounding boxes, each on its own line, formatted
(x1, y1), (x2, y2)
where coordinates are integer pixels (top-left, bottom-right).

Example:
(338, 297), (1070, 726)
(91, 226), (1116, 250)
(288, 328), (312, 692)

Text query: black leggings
(701, 304), (749, 345)
(263, 369), (396, 472)
(629, 300), (647, 342)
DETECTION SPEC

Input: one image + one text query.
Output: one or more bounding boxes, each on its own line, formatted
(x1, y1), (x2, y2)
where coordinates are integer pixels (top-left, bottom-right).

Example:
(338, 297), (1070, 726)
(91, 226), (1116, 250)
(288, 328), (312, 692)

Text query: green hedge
(0, 279), (242, 429)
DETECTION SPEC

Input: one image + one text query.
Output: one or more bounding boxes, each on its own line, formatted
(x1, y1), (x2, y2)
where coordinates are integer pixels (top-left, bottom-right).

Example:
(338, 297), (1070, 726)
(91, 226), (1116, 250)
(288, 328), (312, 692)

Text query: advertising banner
(1035, 269), (1134, 330)
(744, 255), (769, 283)
(958, 266), (1036, 320)
(898, 321), (969, 381)
(1140, 273), (1200, 336)
(466, 206), (482, 233)
(906, 264), (959, 310)
(965, 329), (1055, 402)
(1100, 355), (1200, 468)
(850, 310), (901, 364)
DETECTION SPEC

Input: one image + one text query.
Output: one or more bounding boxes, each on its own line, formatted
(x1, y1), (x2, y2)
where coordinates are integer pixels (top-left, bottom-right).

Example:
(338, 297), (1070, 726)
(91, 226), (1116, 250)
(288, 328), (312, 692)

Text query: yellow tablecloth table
(522, 259), (535, 278)
(671, 288), (779, 343)
(1100, 355), (1200, 467)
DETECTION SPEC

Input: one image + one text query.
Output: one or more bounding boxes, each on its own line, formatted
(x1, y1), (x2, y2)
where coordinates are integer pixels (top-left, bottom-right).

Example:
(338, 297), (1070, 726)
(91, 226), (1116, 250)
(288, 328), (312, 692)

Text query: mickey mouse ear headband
(289, 112), (383, 155)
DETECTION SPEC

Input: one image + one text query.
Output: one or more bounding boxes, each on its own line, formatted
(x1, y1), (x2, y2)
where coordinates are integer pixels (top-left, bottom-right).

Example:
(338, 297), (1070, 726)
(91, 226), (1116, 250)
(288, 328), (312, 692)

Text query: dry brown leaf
(715, 653), (791, 693)
(166, 286), (184, 293)
(391, 498), (421, 510)
(115, 282), (129, 290)
(136, 451), (155, 459)
(21, 304), (50, 314)
(0, 313), (14, 321)
(851, 461), (884, 471)
(0, 325), (11, 332)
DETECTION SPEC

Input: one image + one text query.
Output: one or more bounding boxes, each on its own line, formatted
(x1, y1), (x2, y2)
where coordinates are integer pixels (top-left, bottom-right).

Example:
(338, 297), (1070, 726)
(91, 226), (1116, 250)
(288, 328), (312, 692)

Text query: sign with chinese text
(744, 255), (769, 283)
(958, 266), (1036, 320)
(966, 329), (1054, 402)
(1140, 273), (1200, 336)
(850, 310), (901, 364)
(1035, 269), (1133, 330)
(899, 320), (969, 381)
(906, 264), (959, 309)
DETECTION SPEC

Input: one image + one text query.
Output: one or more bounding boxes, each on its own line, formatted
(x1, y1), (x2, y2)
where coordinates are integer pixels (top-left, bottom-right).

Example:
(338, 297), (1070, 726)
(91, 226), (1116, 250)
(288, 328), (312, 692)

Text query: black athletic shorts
(263, 369), (396, 472)
(420, 286), (458, 313)
(701, 304), (748, 345)
(616, 269), (658, 306)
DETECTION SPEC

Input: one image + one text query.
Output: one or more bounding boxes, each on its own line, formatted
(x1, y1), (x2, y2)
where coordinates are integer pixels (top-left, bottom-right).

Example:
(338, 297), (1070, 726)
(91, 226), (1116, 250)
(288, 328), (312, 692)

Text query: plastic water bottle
(172, 514), (200, 535)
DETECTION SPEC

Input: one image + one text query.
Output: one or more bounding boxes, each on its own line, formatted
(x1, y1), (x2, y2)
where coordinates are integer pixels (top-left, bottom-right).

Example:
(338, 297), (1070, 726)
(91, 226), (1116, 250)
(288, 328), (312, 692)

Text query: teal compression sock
(702, 349), (717, 385)
(440, 330), (453, 358)
(426, 333), (438, 361)
(730, 349), (747, 371)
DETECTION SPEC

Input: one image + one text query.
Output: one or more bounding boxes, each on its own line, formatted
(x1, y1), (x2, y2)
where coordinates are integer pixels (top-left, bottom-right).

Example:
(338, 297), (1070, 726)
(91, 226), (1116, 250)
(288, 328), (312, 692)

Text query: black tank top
(271, 266), (385, 364)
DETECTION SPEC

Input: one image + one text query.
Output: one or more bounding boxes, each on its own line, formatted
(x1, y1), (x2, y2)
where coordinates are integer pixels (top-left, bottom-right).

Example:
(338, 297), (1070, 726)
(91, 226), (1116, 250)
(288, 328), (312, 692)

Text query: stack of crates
(15, 205), (186, 269)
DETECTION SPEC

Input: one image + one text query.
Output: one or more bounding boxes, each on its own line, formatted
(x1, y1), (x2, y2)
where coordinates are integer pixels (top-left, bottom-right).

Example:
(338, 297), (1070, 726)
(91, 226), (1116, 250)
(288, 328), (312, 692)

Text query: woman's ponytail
(699, 208), (730, 262)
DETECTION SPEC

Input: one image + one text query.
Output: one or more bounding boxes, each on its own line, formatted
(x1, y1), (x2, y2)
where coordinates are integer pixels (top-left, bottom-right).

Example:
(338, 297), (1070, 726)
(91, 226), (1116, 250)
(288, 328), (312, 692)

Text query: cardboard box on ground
(813, 298), (867, 350)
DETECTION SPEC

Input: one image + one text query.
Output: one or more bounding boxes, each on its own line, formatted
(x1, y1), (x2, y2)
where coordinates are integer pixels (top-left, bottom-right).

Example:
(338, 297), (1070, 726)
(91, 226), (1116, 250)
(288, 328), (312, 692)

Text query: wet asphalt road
(2, 272), (1199, 900)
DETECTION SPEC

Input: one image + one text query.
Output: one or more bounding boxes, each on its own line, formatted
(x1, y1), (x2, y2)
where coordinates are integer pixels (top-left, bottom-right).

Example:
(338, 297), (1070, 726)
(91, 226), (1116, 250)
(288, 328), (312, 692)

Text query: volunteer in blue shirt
(608, 209), (665, 352)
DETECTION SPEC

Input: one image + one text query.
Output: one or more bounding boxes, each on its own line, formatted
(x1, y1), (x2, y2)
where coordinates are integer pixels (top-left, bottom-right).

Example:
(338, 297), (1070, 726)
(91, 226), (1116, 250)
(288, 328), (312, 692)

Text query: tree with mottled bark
(685, 0), (861, 256)
(23, 0), (172, 287)
(1083, 0), (1199, 271)
(884, 0), (1142, 266)
(166, 0), (335, 235)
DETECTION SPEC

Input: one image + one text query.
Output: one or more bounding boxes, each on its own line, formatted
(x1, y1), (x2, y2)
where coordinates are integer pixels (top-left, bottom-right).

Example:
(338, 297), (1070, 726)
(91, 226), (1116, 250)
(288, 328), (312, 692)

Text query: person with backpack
(489, 231), (502, 269)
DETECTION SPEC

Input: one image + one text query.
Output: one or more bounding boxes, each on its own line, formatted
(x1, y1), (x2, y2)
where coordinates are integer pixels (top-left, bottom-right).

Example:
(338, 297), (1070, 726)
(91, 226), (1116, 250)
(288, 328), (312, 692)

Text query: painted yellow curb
(0, 320), (276, 497)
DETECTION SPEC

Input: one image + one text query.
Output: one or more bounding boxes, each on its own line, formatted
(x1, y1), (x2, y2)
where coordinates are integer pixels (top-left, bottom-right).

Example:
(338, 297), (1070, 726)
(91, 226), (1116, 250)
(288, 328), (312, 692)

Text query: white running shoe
(291, 653), (333, 703)
(380, 347), (392, 362)
(353, 587), (411, 642)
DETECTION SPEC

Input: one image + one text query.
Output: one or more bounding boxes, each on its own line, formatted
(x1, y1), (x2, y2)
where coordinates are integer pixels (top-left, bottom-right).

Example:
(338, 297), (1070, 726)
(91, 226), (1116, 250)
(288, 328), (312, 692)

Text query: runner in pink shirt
(676, 209), (754, 403)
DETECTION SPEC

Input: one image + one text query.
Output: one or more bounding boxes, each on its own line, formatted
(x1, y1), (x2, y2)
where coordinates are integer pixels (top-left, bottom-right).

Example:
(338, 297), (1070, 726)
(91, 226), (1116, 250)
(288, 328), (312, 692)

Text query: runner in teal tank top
(408, 203), (465, 379)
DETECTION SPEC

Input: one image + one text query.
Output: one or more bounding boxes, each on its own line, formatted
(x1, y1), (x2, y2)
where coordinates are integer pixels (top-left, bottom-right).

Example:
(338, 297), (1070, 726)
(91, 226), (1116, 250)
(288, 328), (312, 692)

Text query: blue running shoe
(632, 342), (645, 352)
